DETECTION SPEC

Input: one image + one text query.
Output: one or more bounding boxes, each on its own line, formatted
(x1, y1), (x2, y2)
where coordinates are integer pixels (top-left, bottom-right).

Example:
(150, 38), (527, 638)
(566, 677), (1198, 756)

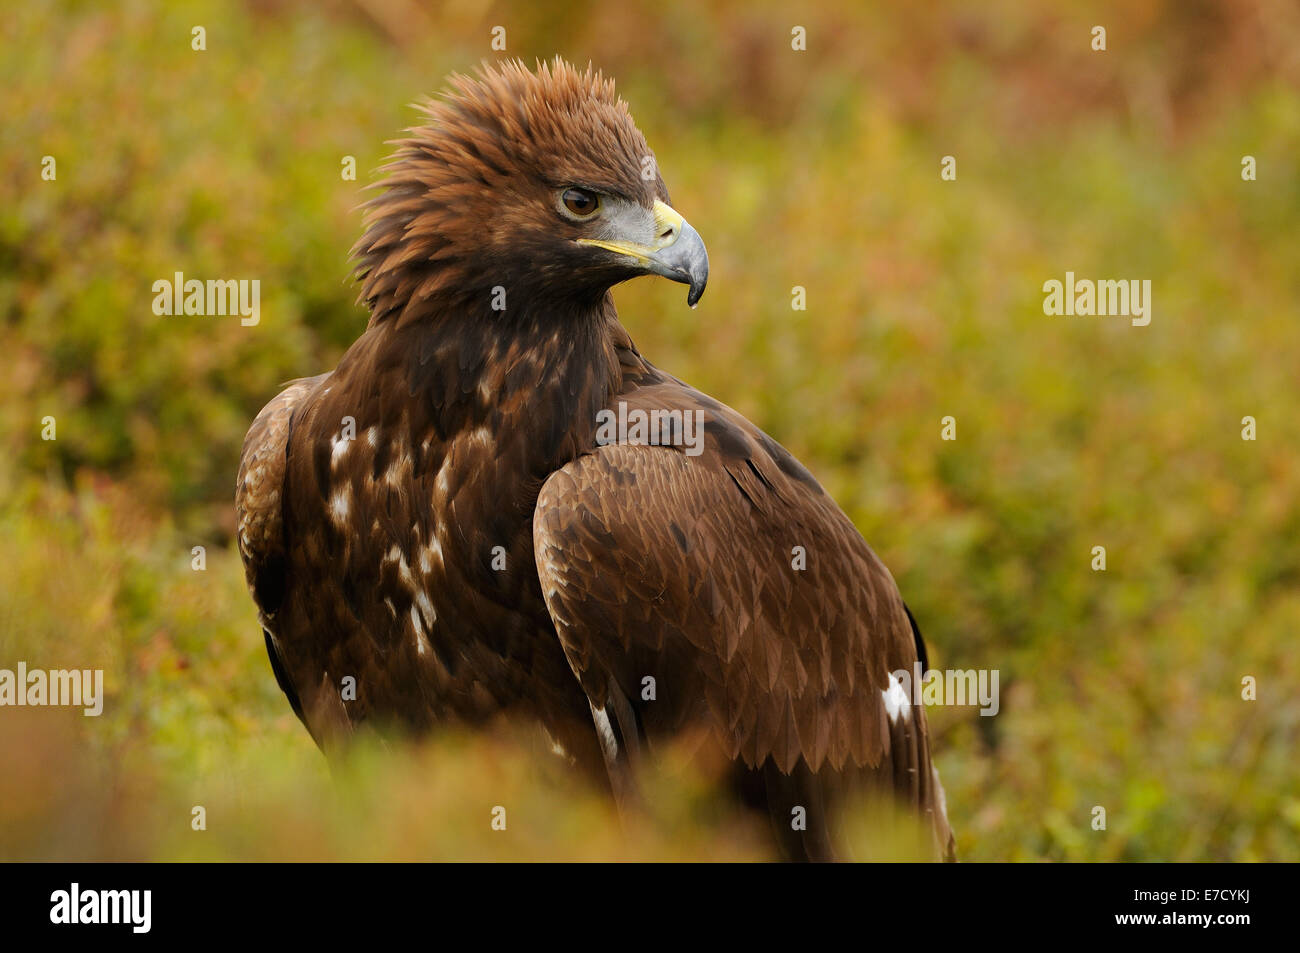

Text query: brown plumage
(236, 58), (954, 860)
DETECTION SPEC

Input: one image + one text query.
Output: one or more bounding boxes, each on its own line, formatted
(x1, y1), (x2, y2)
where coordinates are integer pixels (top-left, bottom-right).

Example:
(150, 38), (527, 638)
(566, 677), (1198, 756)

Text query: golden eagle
(236, 58), (954, 861)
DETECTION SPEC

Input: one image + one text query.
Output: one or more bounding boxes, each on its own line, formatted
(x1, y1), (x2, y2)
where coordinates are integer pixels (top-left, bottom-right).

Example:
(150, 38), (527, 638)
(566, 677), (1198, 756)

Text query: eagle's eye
(560, 187), (600, 219)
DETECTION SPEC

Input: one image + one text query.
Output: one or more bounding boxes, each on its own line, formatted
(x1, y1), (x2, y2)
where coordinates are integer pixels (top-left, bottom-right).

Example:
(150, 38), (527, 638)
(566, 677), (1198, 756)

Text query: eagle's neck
(353, 292), (625, 479)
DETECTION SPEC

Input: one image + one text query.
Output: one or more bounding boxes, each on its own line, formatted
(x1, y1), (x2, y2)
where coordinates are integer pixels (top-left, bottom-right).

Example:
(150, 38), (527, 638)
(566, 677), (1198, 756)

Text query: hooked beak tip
(687, 279), (705, 308)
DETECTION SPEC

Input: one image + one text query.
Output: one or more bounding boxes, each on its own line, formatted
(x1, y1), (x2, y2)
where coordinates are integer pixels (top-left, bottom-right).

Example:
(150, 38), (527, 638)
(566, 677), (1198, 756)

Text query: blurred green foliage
(1, 0), (1298, 860)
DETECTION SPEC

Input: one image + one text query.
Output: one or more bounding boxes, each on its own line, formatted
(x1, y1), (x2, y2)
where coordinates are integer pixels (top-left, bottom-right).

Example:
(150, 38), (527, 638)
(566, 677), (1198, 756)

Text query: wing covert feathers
(533, 385), (954, 858)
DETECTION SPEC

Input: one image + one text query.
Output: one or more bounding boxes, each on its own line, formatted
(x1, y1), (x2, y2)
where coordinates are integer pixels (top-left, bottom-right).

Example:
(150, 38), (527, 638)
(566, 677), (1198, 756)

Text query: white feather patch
(330, 433), (351, 467)
(590, 703), (618, 759)
(329, 489), (350, 524)
(882, 672), (911, 724)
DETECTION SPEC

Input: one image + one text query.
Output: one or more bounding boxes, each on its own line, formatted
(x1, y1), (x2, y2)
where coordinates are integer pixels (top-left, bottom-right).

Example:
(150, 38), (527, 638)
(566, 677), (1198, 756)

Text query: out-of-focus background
(1, 0), (1297, 861)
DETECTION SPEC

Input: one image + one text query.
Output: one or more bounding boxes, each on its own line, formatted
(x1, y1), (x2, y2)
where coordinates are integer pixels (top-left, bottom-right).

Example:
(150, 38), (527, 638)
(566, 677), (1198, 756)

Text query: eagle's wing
(533, 379), (953, 858)
(236, 373), (331, 739)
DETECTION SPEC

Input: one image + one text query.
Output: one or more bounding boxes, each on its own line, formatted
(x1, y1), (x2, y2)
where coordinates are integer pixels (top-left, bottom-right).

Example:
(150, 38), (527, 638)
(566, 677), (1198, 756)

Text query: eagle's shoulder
(236, 373), (329, 619)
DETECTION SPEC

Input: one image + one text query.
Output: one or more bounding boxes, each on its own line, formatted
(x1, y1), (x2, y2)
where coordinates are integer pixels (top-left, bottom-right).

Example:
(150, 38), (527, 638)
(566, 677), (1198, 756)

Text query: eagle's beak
(578, 200), (710, 308)
(643, 201), (709, 308)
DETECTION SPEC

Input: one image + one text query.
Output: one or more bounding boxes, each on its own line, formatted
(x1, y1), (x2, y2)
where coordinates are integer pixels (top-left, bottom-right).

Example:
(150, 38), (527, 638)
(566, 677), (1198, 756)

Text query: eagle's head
(354, 57), (709, 327)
